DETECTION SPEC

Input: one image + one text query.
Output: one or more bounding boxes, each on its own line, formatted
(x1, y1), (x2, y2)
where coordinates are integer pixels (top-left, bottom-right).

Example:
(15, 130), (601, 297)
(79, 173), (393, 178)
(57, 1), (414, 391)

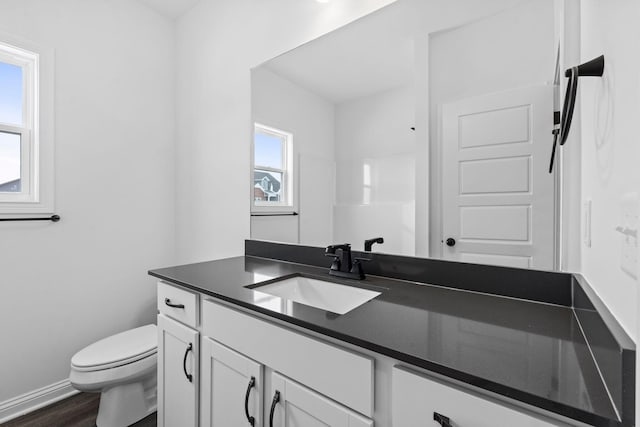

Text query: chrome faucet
(325, 243), (366, 280)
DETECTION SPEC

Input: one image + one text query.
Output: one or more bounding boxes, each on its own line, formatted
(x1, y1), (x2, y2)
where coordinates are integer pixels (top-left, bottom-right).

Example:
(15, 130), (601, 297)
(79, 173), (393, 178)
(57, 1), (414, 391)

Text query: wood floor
(3, 393), (156, 427)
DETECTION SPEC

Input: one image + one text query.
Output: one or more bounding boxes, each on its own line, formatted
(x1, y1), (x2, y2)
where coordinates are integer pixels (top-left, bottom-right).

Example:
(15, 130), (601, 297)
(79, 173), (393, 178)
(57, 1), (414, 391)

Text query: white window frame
(251, 123), (295, 214)
(0, 35), (54, 216)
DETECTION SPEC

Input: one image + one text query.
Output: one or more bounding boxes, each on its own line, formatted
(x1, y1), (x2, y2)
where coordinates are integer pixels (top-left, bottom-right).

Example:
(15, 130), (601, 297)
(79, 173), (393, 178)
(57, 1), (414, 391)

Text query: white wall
(428, 0), (556, 257)
(334, 85), (416, 254)
(0, 0), (175, 404)
(175, 0), (398, 264)
(579, 0), (640, 340)
(250, 67), (335, 246)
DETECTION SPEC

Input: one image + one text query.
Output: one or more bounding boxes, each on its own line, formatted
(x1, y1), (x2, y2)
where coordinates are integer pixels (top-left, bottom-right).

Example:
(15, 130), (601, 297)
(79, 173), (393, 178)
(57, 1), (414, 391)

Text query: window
(252, 123), (294, 212)
(0, 37), (53, 215)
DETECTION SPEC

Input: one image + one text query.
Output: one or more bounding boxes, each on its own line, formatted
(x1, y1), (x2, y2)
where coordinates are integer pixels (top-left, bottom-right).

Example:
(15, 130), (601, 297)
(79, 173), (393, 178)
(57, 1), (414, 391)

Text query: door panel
(458, 104), (531, 148)
(269, 373), (372, 427)
(442, 85), (555, 269)
(460, 205), (530, 241)
(158, 314), (199, 427)
(460, 156), (531, 194)
(459, 252), (531, 269)
(200, 338), (263, 427)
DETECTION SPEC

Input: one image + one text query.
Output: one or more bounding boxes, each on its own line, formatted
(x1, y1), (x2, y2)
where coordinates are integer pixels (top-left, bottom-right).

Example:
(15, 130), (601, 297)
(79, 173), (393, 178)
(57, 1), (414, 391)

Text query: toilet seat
(71, 324), (157, 372)
(70, 352), (157, 391)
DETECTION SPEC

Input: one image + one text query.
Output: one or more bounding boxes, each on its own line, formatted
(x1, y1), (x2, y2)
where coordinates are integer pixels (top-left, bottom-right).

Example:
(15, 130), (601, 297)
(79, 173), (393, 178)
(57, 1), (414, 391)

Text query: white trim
(0, 32), (55, 215)
(0, 379), (78, 424)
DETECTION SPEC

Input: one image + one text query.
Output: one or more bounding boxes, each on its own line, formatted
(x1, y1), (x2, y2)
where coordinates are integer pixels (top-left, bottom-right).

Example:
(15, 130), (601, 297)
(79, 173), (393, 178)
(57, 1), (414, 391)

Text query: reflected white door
(441, 85), (555, 270)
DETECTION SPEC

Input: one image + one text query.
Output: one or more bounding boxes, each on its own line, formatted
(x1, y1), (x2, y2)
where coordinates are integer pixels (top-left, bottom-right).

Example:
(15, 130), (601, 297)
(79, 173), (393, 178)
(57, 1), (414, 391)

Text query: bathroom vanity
(149, 240), (634, 427)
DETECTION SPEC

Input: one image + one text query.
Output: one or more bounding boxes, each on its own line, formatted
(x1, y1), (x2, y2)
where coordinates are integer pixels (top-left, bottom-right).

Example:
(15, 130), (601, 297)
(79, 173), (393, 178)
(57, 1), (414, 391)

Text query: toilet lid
(71, 324), (157, 370)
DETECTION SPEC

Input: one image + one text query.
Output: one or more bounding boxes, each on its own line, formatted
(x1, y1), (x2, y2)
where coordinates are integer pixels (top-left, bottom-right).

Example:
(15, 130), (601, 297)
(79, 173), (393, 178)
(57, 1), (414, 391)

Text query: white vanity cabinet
(157, 283), (200, 427)
(200, 338), (264, 427)
(155, 281), (577, 427)
(200, 299), (375, 426)
(269, 372), (373, 427)
(392, 366), (564, 427)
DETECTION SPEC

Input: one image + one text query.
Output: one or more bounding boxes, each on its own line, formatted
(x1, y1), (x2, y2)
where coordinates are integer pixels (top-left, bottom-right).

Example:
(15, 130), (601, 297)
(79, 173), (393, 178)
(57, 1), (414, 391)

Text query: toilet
(69, 324), (158, 427)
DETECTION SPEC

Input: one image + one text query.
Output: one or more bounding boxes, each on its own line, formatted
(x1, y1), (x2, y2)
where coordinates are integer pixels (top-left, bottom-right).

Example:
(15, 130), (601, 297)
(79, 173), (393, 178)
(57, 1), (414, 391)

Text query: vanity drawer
(157, 281), (198, 328)
(392, 366), (563, 427)
(202, 299), (374, 417)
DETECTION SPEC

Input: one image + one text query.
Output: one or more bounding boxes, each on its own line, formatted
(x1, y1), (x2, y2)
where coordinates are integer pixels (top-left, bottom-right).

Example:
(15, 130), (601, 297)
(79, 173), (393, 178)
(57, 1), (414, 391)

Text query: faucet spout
(364, 237), (384, 252)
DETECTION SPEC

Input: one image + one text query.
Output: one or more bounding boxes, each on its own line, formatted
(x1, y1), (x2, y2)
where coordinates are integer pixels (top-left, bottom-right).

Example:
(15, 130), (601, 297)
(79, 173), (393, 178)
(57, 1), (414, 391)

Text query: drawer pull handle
(183, 343), (193, 383)
(269, 390), (280, 427)
(165, 298), (185, 309)
(244, 376), (256, 426)
(434, 412), (452, 427)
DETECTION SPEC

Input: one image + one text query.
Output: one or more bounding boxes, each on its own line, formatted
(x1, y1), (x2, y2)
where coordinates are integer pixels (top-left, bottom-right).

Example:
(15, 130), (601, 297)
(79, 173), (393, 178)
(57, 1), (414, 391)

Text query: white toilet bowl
(70, 324), (157, 427)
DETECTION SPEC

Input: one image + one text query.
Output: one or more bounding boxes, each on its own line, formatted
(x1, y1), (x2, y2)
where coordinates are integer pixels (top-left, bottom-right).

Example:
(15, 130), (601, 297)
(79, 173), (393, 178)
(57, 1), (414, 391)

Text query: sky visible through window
(0, 61), (23, 126)
(0, 61), (22, 186)
(254, 130), (283, 171)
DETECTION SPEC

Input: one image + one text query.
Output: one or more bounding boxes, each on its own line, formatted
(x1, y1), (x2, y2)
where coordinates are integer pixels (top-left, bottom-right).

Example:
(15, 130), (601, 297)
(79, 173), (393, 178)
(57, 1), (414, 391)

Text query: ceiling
(136, 0), (200, 19)
(260, 0), (523, 104)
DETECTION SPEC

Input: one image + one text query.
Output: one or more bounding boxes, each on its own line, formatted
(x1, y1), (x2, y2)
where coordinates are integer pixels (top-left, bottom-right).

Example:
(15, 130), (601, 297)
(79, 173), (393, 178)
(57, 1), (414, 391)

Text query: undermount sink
(252, 276), (381, 315)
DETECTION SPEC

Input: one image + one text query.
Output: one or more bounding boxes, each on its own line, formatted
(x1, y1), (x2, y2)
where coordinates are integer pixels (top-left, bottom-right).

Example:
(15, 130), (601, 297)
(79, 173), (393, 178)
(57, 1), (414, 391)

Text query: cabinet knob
(445, 238), (456, 247)
(244, 376), (256, 426)
(182, 343), (193, 383)
(434, 412), (452, 427)
(269, 390), (281, 427)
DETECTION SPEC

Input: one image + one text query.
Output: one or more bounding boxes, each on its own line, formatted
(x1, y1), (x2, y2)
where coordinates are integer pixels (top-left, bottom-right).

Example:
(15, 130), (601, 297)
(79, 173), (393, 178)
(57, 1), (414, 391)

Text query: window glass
(0, 131), (21, 192)
(254, 169), (282, 202)
(254, 130), (283, 169)
(0, 61), (23, 126)
(253, 123), (292, 210)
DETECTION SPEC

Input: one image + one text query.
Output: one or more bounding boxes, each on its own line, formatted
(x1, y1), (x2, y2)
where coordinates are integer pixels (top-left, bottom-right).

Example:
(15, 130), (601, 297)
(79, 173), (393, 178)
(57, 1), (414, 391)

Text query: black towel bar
(0, 215), (60, 222)
(251, 212), (298, 217)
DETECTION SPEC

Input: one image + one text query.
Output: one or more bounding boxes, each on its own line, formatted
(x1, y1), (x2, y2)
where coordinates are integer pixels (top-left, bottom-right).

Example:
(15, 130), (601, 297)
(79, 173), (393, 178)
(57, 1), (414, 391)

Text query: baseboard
(0, 379), (78, 424)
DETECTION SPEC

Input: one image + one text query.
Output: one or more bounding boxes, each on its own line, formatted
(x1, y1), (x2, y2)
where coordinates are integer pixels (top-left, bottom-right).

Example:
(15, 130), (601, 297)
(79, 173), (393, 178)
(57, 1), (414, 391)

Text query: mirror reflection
(250, 0), (559, 271)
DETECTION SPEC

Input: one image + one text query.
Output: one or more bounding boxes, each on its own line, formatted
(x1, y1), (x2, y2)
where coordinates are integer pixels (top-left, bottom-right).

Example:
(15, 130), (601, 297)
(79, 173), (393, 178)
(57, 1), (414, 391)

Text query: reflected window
(252, 124), (293, 211)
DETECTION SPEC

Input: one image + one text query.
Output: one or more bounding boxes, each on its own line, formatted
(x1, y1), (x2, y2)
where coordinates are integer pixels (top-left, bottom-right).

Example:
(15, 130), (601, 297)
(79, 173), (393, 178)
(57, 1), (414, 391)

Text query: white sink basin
(253, 276), (381, 315)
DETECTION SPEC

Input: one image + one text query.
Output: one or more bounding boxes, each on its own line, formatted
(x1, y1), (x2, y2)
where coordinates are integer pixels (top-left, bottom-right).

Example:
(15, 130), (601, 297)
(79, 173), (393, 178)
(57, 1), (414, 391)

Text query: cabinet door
(158, 314), (199, 427)
(392, 366), (564, 427)
(269, 373), (373, 427)
(201, 338), (263, 427)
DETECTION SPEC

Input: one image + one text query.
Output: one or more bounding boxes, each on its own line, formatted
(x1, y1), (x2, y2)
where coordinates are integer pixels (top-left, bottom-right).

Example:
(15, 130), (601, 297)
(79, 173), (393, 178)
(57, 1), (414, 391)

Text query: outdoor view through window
(0, 60), (23, 193)
(253, 124), (290, 205)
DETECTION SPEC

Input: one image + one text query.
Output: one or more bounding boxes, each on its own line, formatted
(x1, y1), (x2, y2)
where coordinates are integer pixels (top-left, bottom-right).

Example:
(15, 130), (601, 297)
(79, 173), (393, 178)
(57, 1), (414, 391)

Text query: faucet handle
(326, 243), (351, 253)
(349, 259), (366, 279)
(324, 252), (341, 271)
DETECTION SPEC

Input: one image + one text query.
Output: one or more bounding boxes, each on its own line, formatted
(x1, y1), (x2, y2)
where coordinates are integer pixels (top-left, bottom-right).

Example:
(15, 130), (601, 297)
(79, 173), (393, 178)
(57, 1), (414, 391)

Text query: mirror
(250, 0), (561, 271)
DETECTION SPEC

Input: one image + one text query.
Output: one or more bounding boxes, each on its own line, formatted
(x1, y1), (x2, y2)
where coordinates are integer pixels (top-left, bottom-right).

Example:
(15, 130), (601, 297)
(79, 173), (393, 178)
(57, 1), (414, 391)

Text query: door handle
(182, 343), (193, 383)
(446, 238), (456, 247)
(244, 376), (256, 426)
(269, 390), (280, 427)
(165, 298), (185, 309)
(434, 412), (452, 427)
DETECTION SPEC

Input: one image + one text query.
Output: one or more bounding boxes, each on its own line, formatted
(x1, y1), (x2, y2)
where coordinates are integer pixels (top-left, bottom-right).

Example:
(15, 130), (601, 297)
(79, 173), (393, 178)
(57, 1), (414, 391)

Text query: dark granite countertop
(149, 255), (622, 427)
